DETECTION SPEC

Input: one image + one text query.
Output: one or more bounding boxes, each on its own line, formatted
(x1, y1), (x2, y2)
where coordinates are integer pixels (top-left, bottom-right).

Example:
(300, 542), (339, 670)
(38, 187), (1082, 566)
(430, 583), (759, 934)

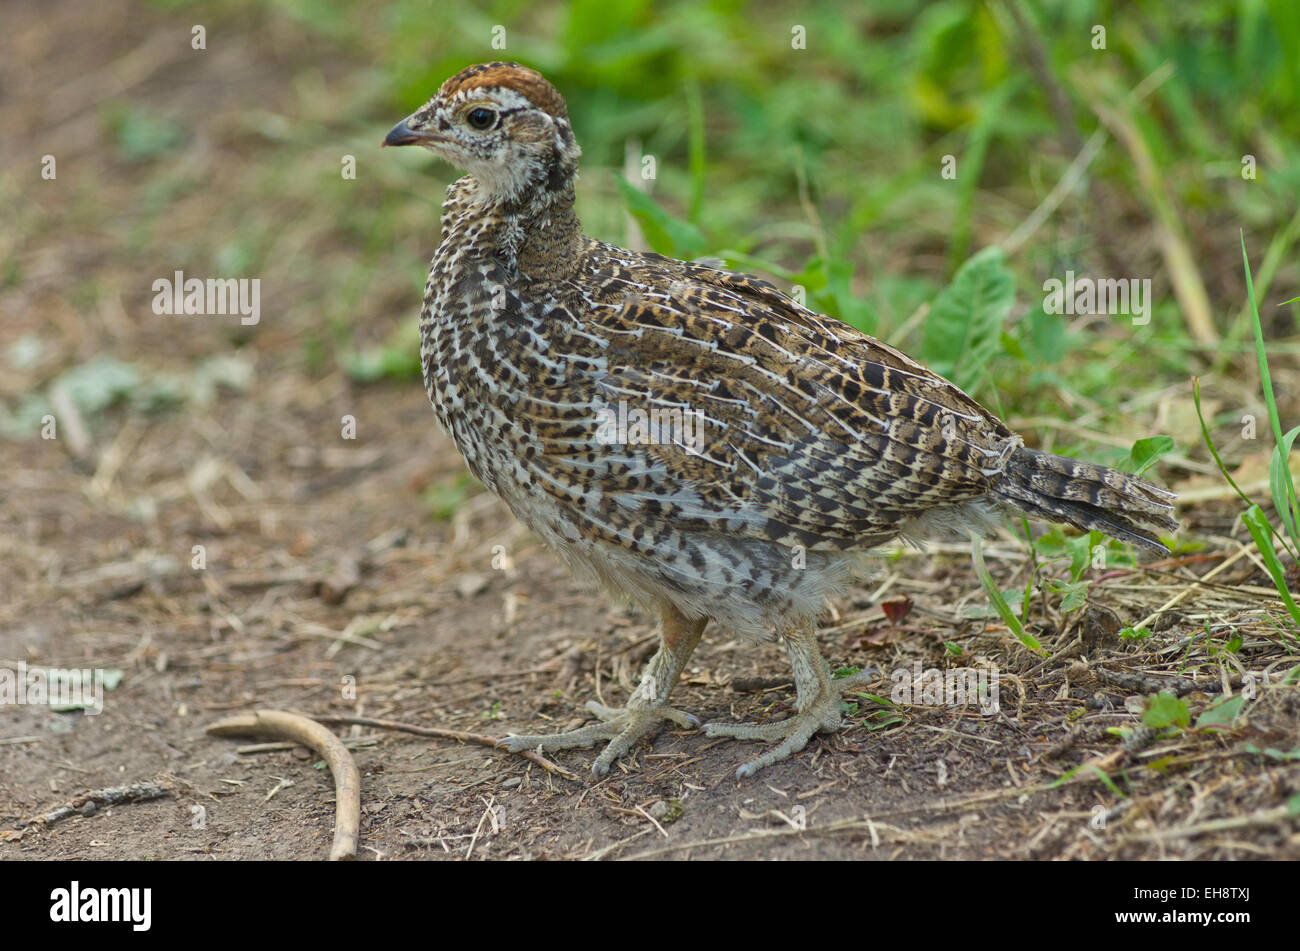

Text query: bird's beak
(382, 117), (442, 148)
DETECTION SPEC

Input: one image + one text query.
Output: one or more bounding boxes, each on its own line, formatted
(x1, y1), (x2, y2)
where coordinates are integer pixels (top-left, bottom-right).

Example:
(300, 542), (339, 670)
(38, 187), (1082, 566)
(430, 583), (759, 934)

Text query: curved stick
(206, 709), (360, 861)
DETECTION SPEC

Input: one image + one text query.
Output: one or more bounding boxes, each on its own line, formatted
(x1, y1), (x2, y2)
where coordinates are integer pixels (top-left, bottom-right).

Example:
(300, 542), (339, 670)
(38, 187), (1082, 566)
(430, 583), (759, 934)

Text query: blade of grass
(1241, 505), (1300, 644)
(950, 78), (1019, 272)
(1214, 207), (1300, 376)
(1091, 95), (1217, 346)
(971, 534), (1043, 653)
(1242, 232), (1300, 548)
(1192, 376), (1298, 561)
(683, 73), (706, 226)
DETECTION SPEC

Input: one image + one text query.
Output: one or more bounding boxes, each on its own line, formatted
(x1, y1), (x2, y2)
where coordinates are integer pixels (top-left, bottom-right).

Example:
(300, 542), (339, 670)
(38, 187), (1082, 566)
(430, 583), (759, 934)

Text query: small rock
(456, 573), (490, 599)
(1079, 605), (1121, 653)
(648, 798), (683, 824)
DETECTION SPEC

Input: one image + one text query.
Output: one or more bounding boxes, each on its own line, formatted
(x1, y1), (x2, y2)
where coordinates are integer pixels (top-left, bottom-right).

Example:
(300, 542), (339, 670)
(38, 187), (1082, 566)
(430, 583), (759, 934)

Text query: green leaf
(1243, 744), (1300, 762)
(104, 103), (186, 162)
(50, 356), (140, 415)
(343, 320), (422, 383)
(344, 345), (421, 383)
(921, 246), (1015, 394)
(1194, 694), (1245, 730)
(1048, 578), (1091, 613)
(1000, 330), (1027, 362)
(825, 258), (875, 333)
(1142, 691), (1191, 730)
(862, 711), (904, 731)
(1025, 302), (1068, 364)
(424, 473), (475, 521)
(1120, 435), (1175, 475)
(849, 691), (894, 706)
(1065, 533), (1093, 581)
(616, 178), (707, 259)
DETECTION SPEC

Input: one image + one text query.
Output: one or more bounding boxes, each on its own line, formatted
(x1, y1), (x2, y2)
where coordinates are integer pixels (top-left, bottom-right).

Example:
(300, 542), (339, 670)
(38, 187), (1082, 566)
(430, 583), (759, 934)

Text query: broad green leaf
(1194, 694), (1245, 730)
(1142, 691), (1190, 730)
(1026, 302), (1068, 364)
(1120, 435), (1175, 475)
(921, 246), (1015, 394)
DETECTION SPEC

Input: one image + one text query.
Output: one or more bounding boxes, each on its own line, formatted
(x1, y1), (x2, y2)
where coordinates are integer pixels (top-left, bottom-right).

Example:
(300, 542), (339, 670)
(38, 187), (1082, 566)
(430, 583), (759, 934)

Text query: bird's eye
(466, 107), (496, 130)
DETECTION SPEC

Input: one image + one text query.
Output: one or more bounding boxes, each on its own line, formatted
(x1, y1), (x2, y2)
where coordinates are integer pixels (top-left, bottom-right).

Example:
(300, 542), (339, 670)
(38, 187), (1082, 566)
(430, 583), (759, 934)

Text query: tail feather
(995, 447), (1178, 554)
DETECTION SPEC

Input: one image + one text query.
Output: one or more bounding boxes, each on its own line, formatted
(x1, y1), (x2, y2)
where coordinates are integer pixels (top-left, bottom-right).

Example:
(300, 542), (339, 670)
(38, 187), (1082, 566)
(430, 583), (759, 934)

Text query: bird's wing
(517, 258), (1019, 551)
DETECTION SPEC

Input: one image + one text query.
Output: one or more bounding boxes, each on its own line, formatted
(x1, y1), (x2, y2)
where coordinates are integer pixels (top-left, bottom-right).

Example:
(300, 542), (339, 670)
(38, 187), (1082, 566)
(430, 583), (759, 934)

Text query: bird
(382, 62), (1178, 779)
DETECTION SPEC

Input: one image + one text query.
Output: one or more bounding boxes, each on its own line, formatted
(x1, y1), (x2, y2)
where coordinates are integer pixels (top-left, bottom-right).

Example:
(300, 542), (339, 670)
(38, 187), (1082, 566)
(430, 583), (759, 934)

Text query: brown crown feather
(438, 61), (568, 119)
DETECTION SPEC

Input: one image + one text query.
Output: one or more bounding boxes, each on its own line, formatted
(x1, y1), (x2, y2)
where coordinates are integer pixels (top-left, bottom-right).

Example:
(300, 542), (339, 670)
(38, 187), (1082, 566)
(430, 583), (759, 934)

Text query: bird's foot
(705, 669), (876, 778)
(499, 700), (700, 777)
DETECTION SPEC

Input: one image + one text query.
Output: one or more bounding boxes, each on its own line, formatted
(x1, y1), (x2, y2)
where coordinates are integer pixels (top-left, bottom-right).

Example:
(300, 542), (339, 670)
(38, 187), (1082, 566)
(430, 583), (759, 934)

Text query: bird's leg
(499, 607), (706, 777)
(705, 624), (875, 778)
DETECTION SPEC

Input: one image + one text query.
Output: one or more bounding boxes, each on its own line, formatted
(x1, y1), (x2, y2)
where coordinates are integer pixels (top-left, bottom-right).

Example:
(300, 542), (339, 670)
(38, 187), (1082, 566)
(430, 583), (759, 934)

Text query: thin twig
(311, 713), (580, 781)
(22, 780), (173, 829)
(1135, 544), (1252, 629)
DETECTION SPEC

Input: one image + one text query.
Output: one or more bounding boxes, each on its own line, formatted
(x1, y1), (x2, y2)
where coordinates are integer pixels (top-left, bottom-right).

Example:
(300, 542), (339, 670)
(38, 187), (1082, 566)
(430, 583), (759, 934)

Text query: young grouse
(383, 62), (1178, 778)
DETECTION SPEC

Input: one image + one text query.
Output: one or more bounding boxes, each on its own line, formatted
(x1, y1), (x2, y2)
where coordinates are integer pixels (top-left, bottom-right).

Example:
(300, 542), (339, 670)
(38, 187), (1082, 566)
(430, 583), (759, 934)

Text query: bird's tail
(994, 447), (1178, 554)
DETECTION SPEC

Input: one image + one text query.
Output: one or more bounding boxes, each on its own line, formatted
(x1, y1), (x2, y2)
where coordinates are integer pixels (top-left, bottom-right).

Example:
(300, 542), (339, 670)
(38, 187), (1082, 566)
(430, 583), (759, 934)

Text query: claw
(493, 610), (707, 776)
(706, 633), (881, 777)
(497, 701), (700, 775)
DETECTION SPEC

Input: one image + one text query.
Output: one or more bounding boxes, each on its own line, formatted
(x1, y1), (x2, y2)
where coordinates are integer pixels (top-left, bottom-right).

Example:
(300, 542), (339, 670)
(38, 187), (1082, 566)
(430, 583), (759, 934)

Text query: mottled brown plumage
(384, 63), (1178, 778)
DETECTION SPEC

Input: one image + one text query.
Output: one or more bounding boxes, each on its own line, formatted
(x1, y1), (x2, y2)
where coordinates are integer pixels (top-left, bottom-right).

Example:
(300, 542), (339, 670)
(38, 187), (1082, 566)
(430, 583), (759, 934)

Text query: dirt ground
(2, 370), (1296, 861)
(2, 0), (1298, 861)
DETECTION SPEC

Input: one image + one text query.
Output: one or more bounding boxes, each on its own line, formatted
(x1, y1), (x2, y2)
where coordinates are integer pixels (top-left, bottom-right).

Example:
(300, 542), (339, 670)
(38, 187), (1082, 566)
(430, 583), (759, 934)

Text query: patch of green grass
(102, 102), (187, 162)
(343, 320), (423, 384)
(424, 473), (476, 521)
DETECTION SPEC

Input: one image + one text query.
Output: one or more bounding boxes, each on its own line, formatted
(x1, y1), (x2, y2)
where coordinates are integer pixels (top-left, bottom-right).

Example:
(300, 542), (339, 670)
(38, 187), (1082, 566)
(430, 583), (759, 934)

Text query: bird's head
(383, 62), (580, 205)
